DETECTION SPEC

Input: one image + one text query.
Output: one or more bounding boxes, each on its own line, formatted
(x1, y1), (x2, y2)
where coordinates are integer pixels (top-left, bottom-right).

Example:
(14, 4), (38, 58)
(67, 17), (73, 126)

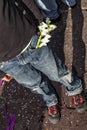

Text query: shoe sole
(76, 102), (87, 113)
(48, 117), (59, 124)
(48, 114), (60, 124)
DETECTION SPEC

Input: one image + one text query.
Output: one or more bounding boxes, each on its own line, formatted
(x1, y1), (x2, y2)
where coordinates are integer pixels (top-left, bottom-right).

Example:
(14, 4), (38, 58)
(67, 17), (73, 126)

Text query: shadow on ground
(0, 0), (87, 130)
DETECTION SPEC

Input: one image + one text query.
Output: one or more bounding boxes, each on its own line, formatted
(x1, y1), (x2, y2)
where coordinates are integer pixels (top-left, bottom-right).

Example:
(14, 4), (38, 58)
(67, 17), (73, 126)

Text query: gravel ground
(0, 0), (87, 130)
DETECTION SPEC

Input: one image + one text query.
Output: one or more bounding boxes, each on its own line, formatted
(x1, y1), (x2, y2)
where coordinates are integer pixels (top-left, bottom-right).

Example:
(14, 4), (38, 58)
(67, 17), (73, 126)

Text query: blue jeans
(34, 0), (76, 19)
(0, 35), (82, 107)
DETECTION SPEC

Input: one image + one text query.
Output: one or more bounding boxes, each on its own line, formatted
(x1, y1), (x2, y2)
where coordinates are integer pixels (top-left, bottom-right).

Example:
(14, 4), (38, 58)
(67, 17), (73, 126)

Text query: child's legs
(0, 59), (58, 107)
(28, 44), (83, 96)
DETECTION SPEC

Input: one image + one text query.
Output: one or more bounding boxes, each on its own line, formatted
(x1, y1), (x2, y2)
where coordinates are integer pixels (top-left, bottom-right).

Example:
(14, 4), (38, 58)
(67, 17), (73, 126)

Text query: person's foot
(47, 104), (60, 124)
(71, 93), (87, 113)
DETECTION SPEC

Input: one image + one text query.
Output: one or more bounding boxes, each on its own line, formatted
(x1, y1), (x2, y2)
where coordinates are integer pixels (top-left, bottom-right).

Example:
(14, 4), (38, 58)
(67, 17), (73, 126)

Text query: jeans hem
(46, 100), (58, 107)
(67, 85), (83, 96)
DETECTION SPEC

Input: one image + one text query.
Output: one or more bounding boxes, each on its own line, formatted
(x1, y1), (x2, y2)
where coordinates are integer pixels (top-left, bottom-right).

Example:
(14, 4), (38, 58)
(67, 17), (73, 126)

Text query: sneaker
(71, 93), (87, 113)
(47, 104), (60, 124)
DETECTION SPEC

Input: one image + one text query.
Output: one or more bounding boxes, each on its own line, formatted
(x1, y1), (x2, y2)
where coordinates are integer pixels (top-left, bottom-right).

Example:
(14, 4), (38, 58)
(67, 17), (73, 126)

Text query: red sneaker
(47, 104), (60, 124)
(71, 93), (87, 113)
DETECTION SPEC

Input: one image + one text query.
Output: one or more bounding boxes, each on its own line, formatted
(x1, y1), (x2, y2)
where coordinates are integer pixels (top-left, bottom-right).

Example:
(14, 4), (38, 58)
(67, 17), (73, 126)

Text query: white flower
(38, 22), (48, 30)
(41, 37), (50, 44)
(36, 18), (57, 48)
(48, 24), (57, 31)
(39, 42), (47, 48)
(41, 29), (49, 36)
(40, 34), (51, 47)
(44, 34), (51, 39)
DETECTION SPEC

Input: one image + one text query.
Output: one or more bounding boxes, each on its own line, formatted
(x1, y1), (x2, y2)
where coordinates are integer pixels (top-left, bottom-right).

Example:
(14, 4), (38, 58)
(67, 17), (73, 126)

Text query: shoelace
(48, 105), (57, 115)
(72, 94), (84, 106)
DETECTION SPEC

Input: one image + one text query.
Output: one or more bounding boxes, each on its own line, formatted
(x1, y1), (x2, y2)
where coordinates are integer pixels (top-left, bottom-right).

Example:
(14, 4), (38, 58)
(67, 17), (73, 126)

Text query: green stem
(36, 34), (42, 49)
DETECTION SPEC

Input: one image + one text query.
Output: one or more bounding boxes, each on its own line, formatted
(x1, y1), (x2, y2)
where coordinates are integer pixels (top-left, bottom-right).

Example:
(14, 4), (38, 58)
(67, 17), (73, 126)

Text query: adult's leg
(34, 0), (59, 19)
(62, 0), (76, 7)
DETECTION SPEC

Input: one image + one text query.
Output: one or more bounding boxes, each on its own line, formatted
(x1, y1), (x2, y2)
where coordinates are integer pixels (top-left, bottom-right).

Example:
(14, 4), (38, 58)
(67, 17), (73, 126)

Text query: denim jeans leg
(0, 58), (58, 107)
(62, 0), (76, 6)
(34, 0), (59, 19)
(28, 40), (83, 96)
(0, 35), (83, 106)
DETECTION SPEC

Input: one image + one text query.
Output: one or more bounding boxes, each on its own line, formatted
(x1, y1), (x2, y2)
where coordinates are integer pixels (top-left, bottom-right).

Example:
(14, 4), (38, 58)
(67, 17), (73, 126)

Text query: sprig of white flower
(36, 18), (57, 49)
